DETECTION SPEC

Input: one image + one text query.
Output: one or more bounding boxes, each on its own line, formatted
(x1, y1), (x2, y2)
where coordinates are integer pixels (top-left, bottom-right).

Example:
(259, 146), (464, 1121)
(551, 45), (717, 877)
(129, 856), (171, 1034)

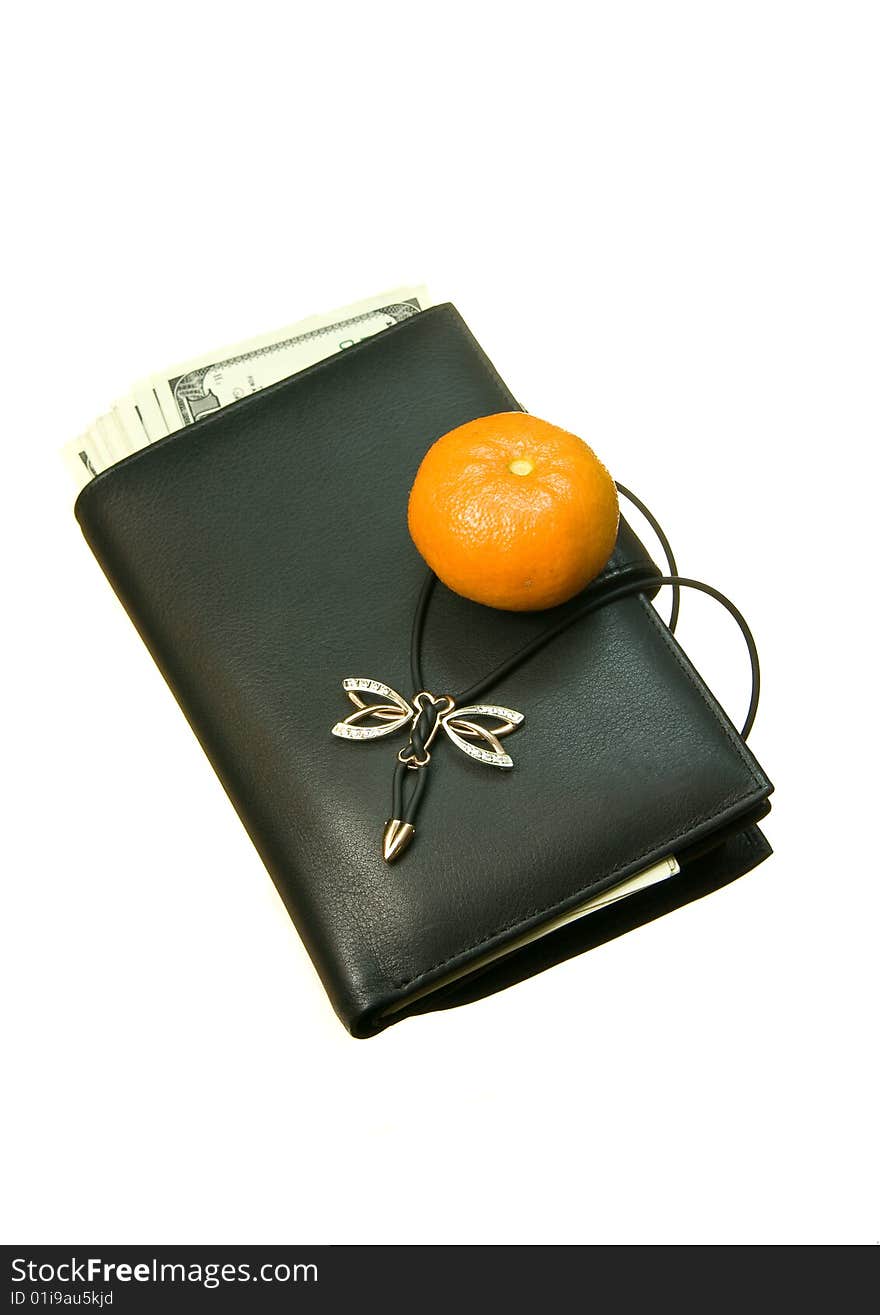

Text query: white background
(2, 2), (877, 1245)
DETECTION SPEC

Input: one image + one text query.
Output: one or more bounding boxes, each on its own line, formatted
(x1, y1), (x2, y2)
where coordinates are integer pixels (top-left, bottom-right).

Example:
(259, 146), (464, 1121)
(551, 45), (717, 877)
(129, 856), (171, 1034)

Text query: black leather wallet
(75, 304), (773, 1036)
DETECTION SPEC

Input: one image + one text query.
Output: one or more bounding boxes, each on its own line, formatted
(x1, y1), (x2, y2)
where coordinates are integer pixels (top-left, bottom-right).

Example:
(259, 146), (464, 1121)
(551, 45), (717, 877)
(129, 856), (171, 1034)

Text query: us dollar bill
(62, 285), (431, 490)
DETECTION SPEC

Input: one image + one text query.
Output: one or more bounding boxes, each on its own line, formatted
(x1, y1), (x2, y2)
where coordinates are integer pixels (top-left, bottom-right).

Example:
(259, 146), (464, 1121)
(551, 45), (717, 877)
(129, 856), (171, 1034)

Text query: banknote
(149, 286), (429, 438)
(64, 414), (118, 488)
(113, 395), (150, 454)
(61, 435), (99, 487)
(62, 285), (431, 490)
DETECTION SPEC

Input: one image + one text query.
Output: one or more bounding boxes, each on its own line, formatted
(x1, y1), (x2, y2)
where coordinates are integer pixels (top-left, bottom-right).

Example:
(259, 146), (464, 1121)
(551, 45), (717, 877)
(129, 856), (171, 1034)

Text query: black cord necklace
(332, 485), (760, 862)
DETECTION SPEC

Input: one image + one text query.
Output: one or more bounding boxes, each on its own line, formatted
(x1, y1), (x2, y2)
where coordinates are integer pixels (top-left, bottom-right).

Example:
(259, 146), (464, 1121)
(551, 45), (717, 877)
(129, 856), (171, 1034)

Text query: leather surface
(75, 305), (773, 1036)
(403, 818), (773, 1020)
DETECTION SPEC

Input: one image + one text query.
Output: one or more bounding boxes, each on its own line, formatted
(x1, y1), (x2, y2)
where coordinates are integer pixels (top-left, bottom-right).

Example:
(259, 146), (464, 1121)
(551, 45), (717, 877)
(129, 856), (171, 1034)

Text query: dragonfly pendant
(331, 678), (524, 860)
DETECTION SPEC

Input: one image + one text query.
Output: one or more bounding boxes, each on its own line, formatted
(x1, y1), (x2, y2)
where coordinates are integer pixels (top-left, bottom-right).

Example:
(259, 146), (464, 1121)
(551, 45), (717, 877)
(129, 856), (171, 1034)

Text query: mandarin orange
(407, 413), (619, 611)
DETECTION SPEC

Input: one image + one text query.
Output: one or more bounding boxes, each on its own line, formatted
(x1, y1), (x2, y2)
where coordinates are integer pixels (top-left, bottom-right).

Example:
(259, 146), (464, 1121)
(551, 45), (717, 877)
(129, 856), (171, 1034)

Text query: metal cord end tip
(383, 818), (415, 863)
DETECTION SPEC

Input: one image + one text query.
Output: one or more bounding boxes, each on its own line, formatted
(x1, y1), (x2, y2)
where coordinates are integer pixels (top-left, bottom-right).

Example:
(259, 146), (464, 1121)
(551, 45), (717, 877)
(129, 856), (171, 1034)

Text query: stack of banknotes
(62, 285), (431, 490)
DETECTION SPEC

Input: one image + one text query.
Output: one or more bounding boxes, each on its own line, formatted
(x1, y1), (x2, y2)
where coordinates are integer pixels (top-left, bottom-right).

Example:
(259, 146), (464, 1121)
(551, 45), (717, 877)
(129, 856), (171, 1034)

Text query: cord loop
(396, 485), (760, 838)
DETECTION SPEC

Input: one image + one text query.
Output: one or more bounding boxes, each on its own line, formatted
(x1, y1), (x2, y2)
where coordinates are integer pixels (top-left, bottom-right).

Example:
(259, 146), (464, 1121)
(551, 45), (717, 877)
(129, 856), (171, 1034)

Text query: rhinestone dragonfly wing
(439, 704), (524, 768)
(331, 678), (415, 741)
